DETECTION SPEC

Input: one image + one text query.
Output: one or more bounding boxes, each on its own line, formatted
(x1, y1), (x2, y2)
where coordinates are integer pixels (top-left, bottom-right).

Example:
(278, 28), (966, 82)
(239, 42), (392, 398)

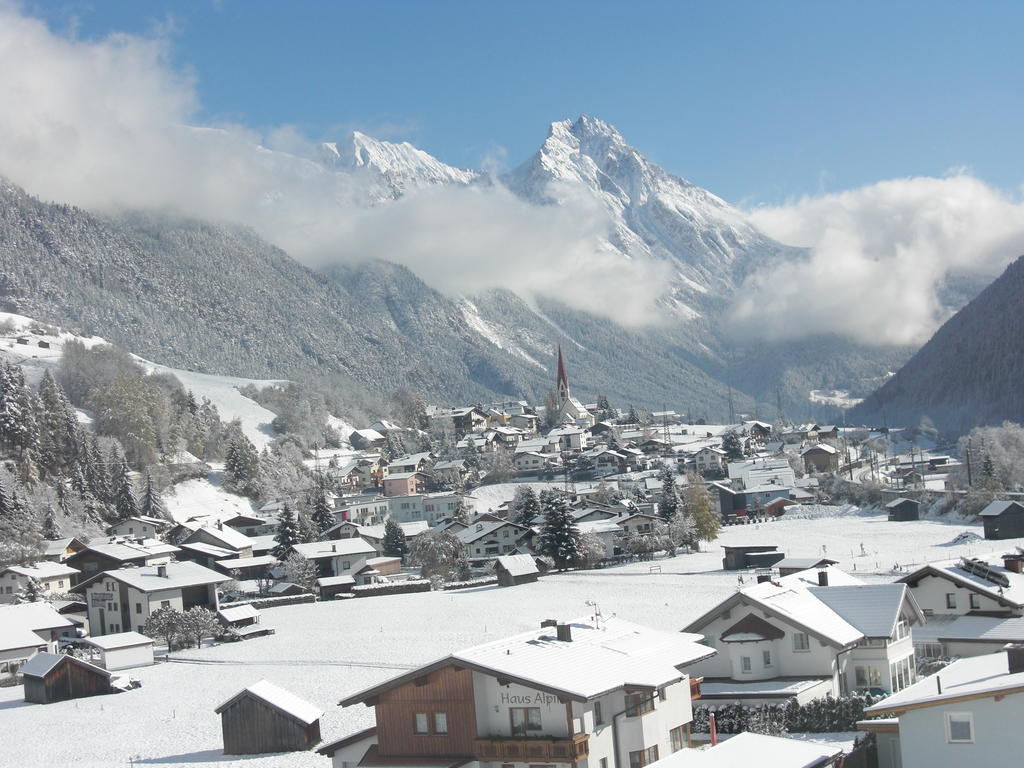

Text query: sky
(4, 0), (1024, 346)
(29, 0), (1024, 206)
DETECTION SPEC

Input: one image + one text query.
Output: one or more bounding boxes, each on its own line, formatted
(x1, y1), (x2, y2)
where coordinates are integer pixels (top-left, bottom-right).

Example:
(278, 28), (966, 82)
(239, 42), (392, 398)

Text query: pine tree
(272, 504), (301, 560)
(511, 486), (540, 527)
(42, 504), (61, 540)
(15, 576), (45, 603)
(658, 464), (679, 520)
(87, 435), (110, 503)
(55, 479), (74, 517)
(381, 519), (408, 558)
(223, 434), (260, 496)
(113, 455), (139, 522)
(722, 431), (745, 462)
(538, 493), (582, 570)
(139, 472), (167, 520)
(296, 510), (318, 543)
(310, 483), (336, 536)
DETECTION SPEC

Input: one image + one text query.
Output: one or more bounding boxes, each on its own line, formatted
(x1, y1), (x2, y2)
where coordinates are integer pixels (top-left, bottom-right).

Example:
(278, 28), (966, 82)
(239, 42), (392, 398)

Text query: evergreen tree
(113, 455), (139, 522)
(538, 493), (582, 570)
(510, 485), (540, 527)
(224, 434), (260, 495)
(657, 464), (679, 521)
(42, 504), (61, 540)
(15, 576), (45, 603)
(310, 483), (336, 536)
(139, 472), (167, 520)
(296, 510), (318, 543)
(272, 504), (301, 560)
(55, 479), (74, 517)
(381, 519), (409, 558)
(87, 435), (109, 503)
(722, 431), (745, 462)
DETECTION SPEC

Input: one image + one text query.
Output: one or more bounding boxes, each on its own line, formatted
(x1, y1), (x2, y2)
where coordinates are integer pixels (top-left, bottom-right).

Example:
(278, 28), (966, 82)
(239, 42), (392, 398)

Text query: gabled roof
(43, 537), (86, 557)
(292, 539), (376, 559)
(341, 616), (714, 706)
(215, 679), (322, 725)
(21, 651), (111, 680)
(84, 631), (153, 651)
(980, 499), (1024, 517)
(801, 443), (836, 455)
(773, 557), (838, 571)
(75, 538), (180, 562)
(0, 602), (75, 633)
(0, 625), (47, 653)
(495, 554), (539, 577)
(186, 525), (254, 551)
(650, 731), (841, 768)
(808, 584), (920, 638)
(885, 497), (918, 509)
(218, 605), (261, 623)
(720, 613), (786, 642)
(866, 650), (1024, 715)
(73, 561), (227, 593)
(456, 520), (529, 544)
(0, 561), (78, 579)
(898, 557), (1024, 608)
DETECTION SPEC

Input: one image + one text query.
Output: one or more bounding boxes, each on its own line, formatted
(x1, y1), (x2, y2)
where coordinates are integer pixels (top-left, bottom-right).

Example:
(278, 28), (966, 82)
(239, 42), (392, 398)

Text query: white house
(290, 538), (378, 578)
(0, 602), (74, 679)
(682, 567), (924, 705)
(388, 492), (474, 526)
(695, 447), (727, 475)
(575, 520), (622, 560)
(897, 554), (1024, 618)
(911, 615), (1024, 661)
(0, 561), (79, 603)
(73, 561), (227, 636)
(859, 645), (1024, 768)
(83, 631), (155, 670)
(456, 520), (532, 565)
(319, 616), (713, 768)
(106, 516), (169, 540)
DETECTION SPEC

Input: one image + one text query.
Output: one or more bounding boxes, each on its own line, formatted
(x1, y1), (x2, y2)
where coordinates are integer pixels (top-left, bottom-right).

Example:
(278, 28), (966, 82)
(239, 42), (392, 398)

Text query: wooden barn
(721, 544), (785, 571)
(494, 553), (540, 587)
(981, 500), (1024, 540)
(22, 652), (112, 705)
(886, 497), (920, 521)
(215, 679), (322, 755)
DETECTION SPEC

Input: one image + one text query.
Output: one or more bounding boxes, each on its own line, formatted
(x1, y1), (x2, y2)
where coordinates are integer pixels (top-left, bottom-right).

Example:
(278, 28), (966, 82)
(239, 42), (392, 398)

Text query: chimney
(217, 521), (223, 530)
(1002, 555), (1023, 574)
(817, 569), (829, 587)
(1007, 643), (1024, 675)
(556, 623), (573, 643)
(331, 544), (337, 553)
(157, 565), (168, 578)
(757, 573), (772, 584)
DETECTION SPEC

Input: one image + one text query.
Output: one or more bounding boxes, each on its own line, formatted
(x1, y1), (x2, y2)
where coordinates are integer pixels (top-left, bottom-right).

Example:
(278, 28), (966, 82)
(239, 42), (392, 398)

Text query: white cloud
(0, 4), (670, 326)
(733, 175), (1024, 345)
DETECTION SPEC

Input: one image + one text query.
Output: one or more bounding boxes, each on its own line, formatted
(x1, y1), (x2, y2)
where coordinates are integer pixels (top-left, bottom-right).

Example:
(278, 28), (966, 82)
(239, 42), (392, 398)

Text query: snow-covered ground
(163, 464), (260, 524)
(5, 508), (1022, 768)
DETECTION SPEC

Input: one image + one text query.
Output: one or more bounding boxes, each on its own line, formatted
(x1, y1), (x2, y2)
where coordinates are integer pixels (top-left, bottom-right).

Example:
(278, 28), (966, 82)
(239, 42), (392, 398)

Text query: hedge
(444, 577), (499, 590)
(352, 579), (432, 597)
(692, 693), (881, 735)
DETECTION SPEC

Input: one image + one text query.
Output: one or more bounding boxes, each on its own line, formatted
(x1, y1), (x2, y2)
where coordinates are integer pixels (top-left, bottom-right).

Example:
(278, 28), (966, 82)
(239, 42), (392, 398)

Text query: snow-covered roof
(0, 625), (46, 652)
(342, 616), (713, 705)
(699, 678), (828, 698)
(866, 649), (1024, 715)
(188, 525), (254, 550)
(980, 499), (1024, 517)
(351, 428), (385, 442)
(496, 554), (539, 577)
(575, 520), (622, 535)
(0, 602), (74, 633)
(808, 584), (915, 638)
(217, 605), (260, 623)
(885, 497), (918, 508)
(931, 615), (1024, 643)
(43, 537), (83, 557)
(385, 471), (425, 481)
(316, 575), (356, 587)
(75, 561), (227, 593)
(648, 731), (842, 768)
(432, 459), (466, 471)
(800, 443), (836, 455)
(291, 539), (376, 559)
(80, 538), (180, 561)
(180, 542), (237, 559)
(773, 557), (837, 571)
(83, 631), (153, 651)
(456, 520), (526, 544)
(215, 679), (322, 725)
(216, 554), (278, 569)
(0, 561), (78, 579)
(898, 556), (1024, 608)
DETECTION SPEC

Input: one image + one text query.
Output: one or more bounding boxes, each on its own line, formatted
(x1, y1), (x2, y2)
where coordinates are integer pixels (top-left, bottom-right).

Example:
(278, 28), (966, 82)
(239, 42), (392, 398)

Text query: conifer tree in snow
(510, 485), (540, 528)
(113, 455), (139, 522)
(87, 435), (110, 503)
(381, 519), (408, 559)
(42, 504), (61, 540)
(722, 431), (745, 462)
(223, 434), (260, 497)
(272, 504), (301, 560)
(657, 464), (679, 521)
(538, 493), (582, 570)
(296, 510), (318, 544)
(55, 479), (73, 518)
(15, 576), (45, 603)
(139, 472), (167, 521)
(310, 482), (336, 536)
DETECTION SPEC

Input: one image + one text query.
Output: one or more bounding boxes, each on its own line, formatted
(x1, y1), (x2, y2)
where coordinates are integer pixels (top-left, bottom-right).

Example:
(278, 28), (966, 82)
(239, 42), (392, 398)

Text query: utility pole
(966, 439), (973, 488)
(727, 386), (736, 426)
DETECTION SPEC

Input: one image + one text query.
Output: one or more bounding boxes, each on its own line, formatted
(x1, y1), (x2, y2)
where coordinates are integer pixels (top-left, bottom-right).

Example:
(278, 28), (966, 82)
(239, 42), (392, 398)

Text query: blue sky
(30, 0), (1023, 205)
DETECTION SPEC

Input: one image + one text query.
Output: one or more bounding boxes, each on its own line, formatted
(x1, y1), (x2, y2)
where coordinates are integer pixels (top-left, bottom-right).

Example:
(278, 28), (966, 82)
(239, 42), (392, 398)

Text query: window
(625, 693), (655, 717)
(669, 725), (687, 752)
(946, 593), (957, 610)
(600, 760), (608, 768)
(945, 712), (973, 743)
(434, 713), (448, 734)
(414, 713), (429, 734)
(628, 746), (659, 768)
(890, 656), (915, 693)
(135, 602), (142, 614)
(510, 707), (542, 735)
(969, 594), (980, 610)
(763, 650), (772, 667)
(160, 600), (171, 609)
(740, 656), (752, 673)
(855, 666), (868, 688)
(793, 632), (810, 652)
(594, 701), (603, 726)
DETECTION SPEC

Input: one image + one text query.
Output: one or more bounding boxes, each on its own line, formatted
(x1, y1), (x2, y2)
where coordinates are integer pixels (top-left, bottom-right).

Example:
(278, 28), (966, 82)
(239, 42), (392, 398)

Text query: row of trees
(144, 606), (223, 650)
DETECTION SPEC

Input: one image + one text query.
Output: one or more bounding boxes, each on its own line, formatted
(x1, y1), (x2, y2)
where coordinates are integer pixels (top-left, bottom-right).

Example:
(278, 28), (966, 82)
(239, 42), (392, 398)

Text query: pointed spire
(556, 345), (570, 403)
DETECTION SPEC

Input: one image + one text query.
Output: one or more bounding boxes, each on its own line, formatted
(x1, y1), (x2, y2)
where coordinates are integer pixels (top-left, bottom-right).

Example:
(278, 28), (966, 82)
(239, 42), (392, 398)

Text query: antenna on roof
(585, 600), (603, 629)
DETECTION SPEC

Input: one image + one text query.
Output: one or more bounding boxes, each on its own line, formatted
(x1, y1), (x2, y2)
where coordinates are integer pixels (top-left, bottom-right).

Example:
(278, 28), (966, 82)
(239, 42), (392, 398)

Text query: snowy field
(163, 464), (261, 524)
(5, 508), (1022, 768)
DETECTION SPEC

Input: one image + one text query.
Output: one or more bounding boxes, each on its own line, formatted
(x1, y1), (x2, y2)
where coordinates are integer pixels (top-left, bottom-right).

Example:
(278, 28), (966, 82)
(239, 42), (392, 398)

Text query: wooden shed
(495, 554), (540, 587)
(22, 652), (112, 705)
(981, 500), (1024, 540)
(721, 545), (784, 571)
(886, 497), (920, 521)
(215, 679), (322, 755)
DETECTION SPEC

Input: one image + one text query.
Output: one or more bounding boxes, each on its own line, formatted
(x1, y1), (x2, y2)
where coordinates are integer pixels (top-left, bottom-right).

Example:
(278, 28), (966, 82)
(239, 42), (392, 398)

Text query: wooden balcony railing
(473, 733), (589, 762)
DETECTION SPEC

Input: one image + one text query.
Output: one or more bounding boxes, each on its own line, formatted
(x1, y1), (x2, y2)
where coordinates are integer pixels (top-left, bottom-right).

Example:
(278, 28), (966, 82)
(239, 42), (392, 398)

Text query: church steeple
(556, 345), (570, 404)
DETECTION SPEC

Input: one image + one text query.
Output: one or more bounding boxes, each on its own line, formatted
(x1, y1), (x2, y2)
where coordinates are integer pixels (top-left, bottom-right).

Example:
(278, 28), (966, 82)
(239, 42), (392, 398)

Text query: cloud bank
(0, 4), (669, 326)
(733, 176), (1024, 345)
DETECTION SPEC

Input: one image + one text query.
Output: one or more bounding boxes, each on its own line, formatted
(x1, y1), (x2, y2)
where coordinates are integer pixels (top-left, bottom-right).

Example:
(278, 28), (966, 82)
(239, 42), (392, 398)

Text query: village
(2, 342), (1024, 768)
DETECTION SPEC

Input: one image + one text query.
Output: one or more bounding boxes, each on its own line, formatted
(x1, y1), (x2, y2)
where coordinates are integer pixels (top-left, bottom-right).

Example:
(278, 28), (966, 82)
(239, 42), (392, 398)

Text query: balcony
(473, 734), (589, 762)
(690, 677), (703, 701)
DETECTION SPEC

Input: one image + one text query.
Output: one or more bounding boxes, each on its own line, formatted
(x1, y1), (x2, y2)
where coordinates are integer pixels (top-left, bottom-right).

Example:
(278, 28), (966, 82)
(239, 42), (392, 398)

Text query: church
(553, 346), (595, 428)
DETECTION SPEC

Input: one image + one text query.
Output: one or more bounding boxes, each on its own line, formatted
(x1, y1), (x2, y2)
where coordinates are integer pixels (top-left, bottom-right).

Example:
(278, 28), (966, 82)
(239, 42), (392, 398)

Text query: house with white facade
(73, 561), (227, 636)
(897, 554), (1024, 618)
(319, 616), (713, 768)
(388, 492), (474, 526)
(65, 538), (180, 583)
(694, 447), (727, 476)
(0, 561), (79, 603)
(859, 645), (1024, 768)
(0, 602), (74, 679)
(682, 567), (924, 705)
(289, 538), (379, 578)
(106, 516), (169, 540)
(457, 520), (532, 566)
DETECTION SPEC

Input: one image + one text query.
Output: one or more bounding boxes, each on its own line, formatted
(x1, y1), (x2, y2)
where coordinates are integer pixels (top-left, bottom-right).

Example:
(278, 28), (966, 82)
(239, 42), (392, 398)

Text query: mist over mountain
(848, 255), (1024, 435)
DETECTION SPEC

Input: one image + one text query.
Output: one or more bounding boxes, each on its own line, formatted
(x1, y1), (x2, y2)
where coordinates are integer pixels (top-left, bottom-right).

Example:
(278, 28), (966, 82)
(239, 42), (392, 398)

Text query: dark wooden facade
(495, 563), (540, 587)
(887, 498), (920, 522)
(375, 665), (477, 758)
(23, 656), (111, 705)
(983, 502), (1024, 540)
(218, 693), (321, 755)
